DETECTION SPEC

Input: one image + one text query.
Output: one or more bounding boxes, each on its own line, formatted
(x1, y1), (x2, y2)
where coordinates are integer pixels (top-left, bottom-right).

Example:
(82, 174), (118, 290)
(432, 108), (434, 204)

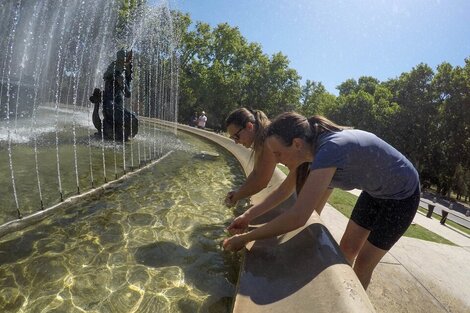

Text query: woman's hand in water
(226, 214), (250, 235)
(224, 190), (238, 207)
(223, 234), (248, 251)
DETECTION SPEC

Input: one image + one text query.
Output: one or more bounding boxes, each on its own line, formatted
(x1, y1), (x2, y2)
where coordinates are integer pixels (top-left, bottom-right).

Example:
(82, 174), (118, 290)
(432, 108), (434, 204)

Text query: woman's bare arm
(224, 167), (336, 250)
(243, 168), (297, 221)
(226, 144), (277, 204)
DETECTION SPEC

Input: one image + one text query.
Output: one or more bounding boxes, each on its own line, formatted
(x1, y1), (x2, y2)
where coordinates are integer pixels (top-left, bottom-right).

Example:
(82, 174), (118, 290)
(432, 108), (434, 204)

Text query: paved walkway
(419, 197), (470, 230)
(321, 190), (470, 313)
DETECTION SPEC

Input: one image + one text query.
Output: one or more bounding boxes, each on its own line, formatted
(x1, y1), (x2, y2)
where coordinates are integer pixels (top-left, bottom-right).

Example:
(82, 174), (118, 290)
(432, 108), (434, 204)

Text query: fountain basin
(0, 125), (245, 312)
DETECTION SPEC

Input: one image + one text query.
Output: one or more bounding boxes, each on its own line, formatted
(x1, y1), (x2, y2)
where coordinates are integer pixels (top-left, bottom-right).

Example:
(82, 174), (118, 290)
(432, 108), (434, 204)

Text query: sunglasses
(230, 127), (244, 140)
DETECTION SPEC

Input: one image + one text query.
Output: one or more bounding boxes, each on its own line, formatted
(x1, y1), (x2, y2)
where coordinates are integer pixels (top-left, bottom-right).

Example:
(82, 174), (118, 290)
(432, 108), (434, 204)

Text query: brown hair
(267, 112), (348, 193)
(225, 108), (270, 162)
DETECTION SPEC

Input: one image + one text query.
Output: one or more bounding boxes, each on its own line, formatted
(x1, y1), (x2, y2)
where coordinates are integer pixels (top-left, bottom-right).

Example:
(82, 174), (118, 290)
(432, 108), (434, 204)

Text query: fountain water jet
(0, 0), (179, 227)
(0, 2), (244, 312)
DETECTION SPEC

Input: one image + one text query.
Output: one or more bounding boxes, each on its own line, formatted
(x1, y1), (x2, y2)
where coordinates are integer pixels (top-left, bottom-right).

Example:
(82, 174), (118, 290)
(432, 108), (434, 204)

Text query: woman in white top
(197, 111), (207, 129)
(224, 108), (277, 206)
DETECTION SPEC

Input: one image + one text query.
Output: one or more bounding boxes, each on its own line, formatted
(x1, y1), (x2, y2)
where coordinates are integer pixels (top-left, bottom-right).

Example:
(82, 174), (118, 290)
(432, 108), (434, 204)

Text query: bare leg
(353, 241), (388, 289)
(339, 219), (388, 289)
(339, 219), (370, 265)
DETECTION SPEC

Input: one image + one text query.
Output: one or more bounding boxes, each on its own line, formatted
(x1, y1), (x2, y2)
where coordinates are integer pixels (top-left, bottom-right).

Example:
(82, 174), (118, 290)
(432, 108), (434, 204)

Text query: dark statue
(89, 49), (138, 141)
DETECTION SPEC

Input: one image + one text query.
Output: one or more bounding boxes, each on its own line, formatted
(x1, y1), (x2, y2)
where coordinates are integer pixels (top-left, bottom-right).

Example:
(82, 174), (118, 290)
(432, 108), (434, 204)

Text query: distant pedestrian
(190, 112), (198, 127)
(197, 111), (207, 129)
(440, 203), (451, 225)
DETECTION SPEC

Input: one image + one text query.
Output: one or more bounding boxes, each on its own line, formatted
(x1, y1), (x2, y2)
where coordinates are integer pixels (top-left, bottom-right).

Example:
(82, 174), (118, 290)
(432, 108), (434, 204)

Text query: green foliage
(327, 189), (357, 218)
(403, 223), (455, 245)
(299, 80), (336, 117)
(176, 14), (301, 130)
(116, 0), (145, 40)
(317, 61), (468, 198)
(337, 79), (358, 96)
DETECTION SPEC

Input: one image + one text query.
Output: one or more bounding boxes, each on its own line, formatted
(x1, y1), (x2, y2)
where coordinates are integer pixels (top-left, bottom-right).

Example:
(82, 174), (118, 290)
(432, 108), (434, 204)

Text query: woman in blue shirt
(223, 112), (420, 289)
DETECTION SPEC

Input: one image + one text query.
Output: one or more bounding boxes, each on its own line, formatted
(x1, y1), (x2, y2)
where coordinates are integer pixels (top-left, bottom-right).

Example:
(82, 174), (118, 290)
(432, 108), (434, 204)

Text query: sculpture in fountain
(90, 49), (139, 141)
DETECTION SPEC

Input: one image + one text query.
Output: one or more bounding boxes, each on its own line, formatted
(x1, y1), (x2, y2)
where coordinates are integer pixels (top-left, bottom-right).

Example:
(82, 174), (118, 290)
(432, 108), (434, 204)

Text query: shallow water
(0, 130), (245, 313)
(0, 106), (184, 223)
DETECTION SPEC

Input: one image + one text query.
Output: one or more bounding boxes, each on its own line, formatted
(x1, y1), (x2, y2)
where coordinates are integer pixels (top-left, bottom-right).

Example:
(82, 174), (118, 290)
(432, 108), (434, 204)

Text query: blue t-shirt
(310, 129), (419, 200)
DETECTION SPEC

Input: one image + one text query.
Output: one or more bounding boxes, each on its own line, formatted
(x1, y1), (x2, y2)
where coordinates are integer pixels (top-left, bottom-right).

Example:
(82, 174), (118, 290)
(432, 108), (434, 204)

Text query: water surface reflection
(0, 132), (244, 313)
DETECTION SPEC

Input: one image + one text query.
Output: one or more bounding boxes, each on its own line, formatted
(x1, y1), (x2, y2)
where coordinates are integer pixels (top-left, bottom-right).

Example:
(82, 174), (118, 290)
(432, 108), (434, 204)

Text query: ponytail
(267, 112), (348, 193)
(306, 115), (345, 152)
(250, 109), (270, 154)
(225, 107), (271, 164)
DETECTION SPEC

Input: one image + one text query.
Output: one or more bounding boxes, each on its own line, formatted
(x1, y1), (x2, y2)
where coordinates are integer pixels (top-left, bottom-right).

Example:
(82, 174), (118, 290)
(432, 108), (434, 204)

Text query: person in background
(441, 201), (453, 225)
(223, 112), (420, 290)
(190, 111), (198, 127)
(224, 108), (277, 207)
(197, 111), (207, 129)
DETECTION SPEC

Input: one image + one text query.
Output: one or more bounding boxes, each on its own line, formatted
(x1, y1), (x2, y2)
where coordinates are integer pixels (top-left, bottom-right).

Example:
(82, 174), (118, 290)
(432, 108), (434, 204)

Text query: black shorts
(350, 188), (420, 250)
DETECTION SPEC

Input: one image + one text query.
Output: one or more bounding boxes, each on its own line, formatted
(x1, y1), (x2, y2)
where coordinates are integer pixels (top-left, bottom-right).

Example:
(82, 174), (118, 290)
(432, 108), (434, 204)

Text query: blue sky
(165, 0), (470, 94)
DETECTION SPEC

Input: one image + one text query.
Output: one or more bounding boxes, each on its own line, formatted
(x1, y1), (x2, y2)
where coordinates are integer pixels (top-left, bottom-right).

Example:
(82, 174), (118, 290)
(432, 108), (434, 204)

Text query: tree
(432, 60), (470, 195)
(175, 15), (302, 128)
(299, 80), (336, 117)
(452, 163), (468, 200)
(389, 64), (437, 171)
(260, 52), (301, 116)
(337, 78), (358, 96)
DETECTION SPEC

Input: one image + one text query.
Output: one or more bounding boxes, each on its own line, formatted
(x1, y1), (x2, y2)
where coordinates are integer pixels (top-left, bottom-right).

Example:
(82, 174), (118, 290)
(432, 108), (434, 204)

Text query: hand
(223, 234), (248, 251)
(224, 190), (238, 207)
(226, 214), (250, 235)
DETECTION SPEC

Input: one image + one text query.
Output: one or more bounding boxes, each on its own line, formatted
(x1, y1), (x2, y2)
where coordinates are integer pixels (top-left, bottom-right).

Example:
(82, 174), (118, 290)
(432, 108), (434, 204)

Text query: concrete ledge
(145, 118), (375, 313)
(234, 215), (374, 312)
